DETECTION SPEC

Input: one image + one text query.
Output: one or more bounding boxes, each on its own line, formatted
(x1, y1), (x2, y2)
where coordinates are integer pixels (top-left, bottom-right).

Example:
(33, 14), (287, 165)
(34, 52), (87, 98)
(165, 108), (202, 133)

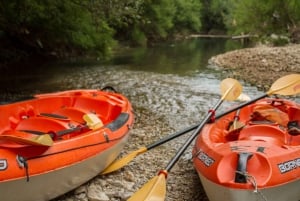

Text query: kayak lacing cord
(209, 109), (216, 122)
(235, 170), (268, 201)
(16, 155), (30, 182)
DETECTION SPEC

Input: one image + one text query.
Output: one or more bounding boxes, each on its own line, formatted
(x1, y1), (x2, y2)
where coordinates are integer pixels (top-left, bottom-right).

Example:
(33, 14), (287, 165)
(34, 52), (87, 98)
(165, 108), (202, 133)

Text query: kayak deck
(193, 98), (300, 201)
(0, 89), (134, 201)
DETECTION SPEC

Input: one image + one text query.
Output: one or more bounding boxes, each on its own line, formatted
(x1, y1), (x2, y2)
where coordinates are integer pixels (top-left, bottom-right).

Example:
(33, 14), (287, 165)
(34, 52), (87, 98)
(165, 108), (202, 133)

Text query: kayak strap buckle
(16, 155), (30, 182)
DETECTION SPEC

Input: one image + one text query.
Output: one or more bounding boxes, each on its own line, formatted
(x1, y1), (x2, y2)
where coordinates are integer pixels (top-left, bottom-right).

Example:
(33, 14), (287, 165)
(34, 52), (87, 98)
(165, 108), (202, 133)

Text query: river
(0, 38), (266, 201)
(0, 38), (261, 128)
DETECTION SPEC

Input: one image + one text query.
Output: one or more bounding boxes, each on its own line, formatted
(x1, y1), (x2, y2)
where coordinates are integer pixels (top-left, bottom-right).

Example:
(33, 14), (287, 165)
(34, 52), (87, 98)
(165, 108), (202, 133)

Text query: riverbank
(49, 44), (300, 201)
(209, 44), (300, 90)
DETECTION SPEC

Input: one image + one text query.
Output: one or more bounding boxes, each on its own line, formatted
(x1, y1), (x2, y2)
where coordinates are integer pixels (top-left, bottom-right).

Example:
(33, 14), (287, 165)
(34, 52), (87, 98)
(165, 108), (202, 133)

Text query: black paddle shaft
(165, 98), (224, 172)
(146, 126), (196, 150)
(164, 93), (268, 172)
(146, 94), (268, 153)
(213, 94), (267, 121)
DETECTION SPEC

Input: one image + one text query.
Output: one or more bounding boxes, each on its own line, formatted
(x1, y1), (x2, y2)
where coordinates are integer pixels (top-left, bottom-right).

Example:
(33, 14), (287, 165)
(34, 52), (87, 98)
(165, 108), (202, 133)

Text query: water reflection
(111, 38), (249, 75)
(0, 38), (251, 102)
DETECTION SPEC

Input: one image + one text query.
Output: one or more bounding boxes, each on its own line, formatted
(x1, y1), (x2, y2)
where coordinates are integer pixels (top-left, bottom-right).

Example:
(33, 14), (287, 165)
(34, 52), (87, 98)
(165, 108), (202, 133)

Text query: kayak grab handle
(105, 113), (129, 132)
(235, 152), (253, 183)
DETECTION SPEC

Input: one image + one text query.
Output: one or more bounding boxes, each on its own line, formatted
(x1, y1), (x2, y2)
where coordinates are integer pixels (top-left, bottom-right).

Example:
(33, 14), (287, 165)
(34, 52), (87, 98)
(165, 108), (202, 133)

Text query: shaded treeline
(1, 0), (300, 64)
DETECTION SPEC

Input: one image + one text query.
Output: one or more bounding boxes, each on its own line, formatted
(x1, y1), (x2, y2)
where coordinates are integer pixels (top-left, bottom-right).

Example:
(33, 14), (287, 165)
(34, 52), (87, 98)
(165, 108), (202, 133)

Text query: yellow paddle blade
(229, 120), (245, 131)
(267, 74), (300, 95)
(32, 134), (54, 146)
(127, 174), (166, 201)
(83, 113), (103, 129)
(220, 78), (243, 101)
(101, 147), (148, 175)
(0, 134), (53, 146)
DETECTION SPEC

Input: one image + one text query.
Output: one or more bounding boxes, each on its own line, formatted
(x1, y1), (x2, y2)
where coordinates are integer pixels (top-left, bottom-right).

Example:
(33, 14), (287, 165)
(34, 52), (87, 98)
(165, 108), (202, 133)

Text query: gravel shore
(209, 44), (300, 90)
(54, 44), (300, 201)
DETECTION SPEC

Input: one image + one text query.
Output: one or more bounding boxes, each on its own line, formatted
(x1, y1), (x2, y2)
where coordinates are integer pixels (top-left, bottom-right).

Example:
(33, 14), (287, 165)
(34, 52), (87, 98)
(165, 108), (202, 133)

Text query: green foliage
(134, 0), (176, 41)
(200, 0), (227, 33)
(225, 0), (300, 36)
(269, 35), (290, 46)
(0, 0), (116, 58)
(200, 0), (300, 44)
(4, 0), (300, 61)
(131, 26), (147, 46)
(105, 0), (202, 44)
(0, 0), (204, 58)
(173, 0), (202, 33)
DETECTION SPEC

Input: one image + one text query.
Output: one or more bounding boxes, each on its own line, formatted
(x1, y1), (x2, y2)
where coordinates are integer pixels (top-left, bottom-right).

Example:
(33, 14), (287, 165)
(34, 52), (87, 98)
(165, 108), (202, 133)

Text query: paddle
(127, 78), (243, 201)
(0, 113), (103, 146)
(101, 93), (250, 174)
(101, 74), (300, 175)
(228, 93), (251, 131)
(228, 109), (244, 132)
(0, 133), (53, 146)
(101, 126), (195, 174)
(212, 73), (300, 119)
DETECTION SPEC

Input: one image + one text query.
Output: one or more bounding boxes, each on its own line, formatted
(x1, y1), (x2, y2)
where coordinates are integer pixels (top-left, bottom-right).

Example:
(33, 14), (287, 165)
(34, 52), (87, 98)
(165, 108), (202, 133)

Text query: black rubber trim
(235, 152), (253, 183)
(40, 113), (69, 120)
(105, 113), (129, 131)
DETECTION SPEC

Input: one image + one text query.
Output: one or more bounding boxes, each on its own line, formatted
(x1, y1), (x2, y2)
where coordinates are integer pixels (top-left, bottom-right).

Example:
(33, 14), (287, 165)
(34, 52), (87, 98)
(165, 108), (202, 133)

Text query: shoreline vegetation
(188, 34), (256, 40)
(2, 1), (300, 68)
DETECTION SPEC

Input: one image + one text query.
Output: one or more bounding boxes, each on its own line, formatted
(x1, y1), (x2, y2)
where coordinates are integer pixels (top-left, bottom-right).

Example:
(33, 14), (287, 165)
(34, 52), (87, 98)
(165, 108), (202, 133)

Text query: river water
(1, 38), (266, 201)
(0, 38), (261, 128)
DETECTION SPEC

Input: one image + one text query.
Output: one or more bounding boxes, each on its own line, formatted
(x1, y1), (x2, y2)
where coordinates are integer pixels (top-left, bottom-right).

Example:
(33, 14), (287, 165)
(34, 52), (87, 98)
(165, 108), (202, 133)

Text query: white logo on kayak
(0, 159), (8, 170)
(278, 158), (300, 174)
(195, 149), (215, 167)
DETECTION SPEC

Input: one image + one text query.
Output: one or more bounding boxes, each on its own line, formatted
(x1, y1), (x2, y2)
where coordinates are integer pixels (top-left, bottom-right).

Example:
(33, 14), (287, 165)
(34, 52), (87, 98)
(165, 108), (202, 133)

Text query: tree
(200, 0), (228, 33)
(108, 0), (202, 46)
(226, 0), (300, 36)
(173, 0), (202, 33)
(0, 0), (115, 59)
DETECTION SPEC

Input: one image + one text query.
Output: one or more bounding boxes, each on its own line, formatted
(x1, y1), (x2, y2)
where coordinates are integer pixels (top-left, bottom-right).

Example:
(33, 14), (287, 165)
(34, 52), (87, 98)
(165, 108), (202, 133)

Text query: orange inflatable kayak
(0, 89), (134, 201)
(193, 98), (300, 201)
